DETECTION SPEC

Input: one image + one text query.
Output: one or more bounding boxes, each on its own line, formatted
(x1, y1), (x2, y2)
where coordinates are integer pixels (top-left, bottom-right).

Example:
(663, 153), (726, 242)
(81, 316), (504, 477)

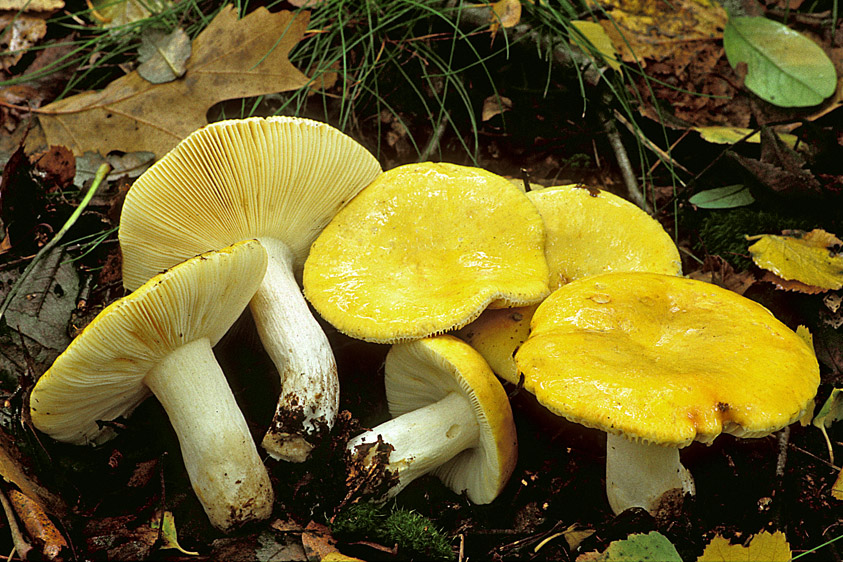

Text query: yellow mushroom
(515, 272), (820, 515)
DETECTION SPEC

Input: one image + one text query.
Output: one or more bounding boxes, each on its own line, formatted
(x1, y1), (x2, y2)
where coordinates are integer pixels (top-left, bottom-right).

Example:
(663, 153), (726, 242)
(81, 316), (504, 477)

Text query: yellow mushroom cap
(303, 162), (550, 343)
(528, 185), (681, 291)
(30, 240), (268, 445)
(459, 184), (682, 383)
(515, 272), (820, 447)
(385, 335), (518, 503)
(119, 116), (382, 290)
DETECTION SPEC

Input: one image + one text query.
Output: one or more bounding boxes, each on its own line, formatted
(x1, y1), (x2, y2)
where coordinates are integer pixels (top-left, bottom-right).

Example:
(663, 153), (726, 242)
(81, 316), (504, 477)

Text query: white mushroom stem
(251, 236), (339, 463)
(605, 433), (695, 515)
(143, 338), (273, 532)
(347, 392), (479, 498)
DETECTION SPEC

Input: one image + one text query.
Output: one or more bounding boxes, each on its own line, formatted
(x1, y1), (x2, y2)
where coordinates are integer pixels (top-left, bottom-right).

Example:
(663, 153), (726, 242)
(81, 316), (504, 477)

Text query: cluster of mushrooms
(28, 117), (820, 533)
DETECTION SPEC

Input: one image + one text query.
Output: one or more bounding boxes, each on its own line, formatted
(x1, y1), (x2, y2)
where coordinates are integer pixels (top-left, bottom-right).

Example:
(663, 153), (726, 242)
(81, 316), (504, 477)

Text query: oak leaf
(37, 5), (311, 157)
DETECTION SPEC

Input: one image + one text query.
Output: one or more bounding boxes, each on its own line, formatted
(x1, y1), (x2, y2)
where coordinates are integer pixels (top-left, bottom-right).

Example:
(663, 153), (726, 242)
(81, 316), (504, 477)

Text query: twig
(775, 426), (790, 480)
(0, 488), (32, 560)
(419, 114), (450, 162)
(0, 163), (111, 322)
(602, 112), (647, 211)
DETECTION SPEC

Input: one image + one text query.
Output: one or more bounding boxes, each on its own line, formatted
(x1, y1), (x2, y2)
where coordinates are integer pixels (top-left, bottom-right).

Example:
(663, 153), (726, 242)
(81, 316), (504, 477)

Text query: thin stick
(0, 163), (111, 322)
(0, 488), (32, 560)
(602, 113), (647, 211)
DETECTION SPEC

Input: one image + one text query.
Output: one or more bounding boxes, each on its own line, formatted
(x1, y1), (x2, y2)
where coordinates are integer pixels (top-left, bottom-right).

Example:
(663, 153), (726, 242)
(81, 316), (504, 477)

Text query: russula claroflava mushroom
(303, 162), (550, 343)
(118, 116), (382, 463)
(514, 272), (820, 515)
(30, 240), (273, 532)
(346, 335), (517, 504)
(458, 183), (682, 382)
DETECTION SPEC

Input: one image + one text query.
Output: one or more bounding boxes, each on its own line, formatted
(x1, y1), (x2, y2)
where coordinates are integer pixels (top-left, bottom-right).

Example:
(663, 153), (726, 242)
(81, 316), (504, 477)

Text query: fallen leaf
(689, 184), (754, 209)
(73, 151), (155, 187)
(596, 0), (727, 64)
(686, 255), (756, 295)
(0, 14), (47, 70)
(0, 0), (63, 11)
(697, 530), (791, 561)
(7, 489), (68, 561)
(825, 293), (842, 313)
(748, 229), (843, 291)
(812, 388), (843, 463)
(489, 0), (521, 35)
(84, 515), (159, 561)
(759, 270), (829, 294)
(833, 467), (843, 501)
(38, 5), (311, 157)
(724, 17), (837, 107)
(137, 27), (191, 84)
(481, 95), (513, 121)
(576, 531), (682, 561)
(570, 20), (621, 71)
(150, 510), (199, 556)
(90, 0), (170, 28)
(302, 521), (340, 562)
(693, 126), (800, 149)
(0, 246), (79, 363)
(0, 428), (66, 517)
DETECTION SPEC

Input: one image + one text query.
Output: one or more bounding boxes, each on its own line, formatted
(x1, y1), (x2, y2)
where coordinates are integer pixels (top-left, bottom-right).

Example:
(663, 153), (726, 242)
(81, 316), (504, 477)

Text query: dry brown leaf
(8, 489), (68, 561)
(0, 14), (47, 70)
(760, 271), (830, 294)
(596, 0), (727, 64)
(0, 429), (66, 517)
(686, 255), (756, 295)
(302, 521), (340, 561)
(37, 5), (311, 157)
(481, 95), (512, 121)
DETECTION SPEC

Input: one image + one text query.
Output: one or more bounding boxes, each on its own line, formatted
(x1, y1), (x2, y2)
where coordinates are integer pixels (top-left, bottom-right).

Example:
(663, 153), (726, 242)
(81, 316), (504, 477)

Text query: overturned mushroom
(30, 240), (273, 532)
(515, 272), (819, 515)
(347, 335), (517, 504)
(118, 116), (382, 462)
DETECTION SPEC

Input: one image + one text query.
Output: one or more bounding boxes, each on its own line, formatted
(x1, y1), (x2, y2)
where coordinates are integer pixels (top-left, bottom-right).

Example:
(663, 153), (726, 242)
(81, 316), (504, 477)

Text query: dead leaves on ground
(37, 5), (312, 158)
(748, 229), (843, 292)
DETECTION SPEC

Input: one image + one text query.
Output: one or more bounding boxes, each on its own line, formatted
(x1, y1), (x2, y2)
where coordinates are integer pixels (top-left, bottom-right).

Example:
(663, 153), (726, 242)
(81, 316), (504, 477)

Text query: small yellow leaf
(151, 511), (198, 556)
(488, 0), (521, 36)
(694, 126), (800, 150)
(570, 20), (621, 71)
(833, 467), (843, 501)
(697, 531), (791, 561)
(748, 229), (843, 291)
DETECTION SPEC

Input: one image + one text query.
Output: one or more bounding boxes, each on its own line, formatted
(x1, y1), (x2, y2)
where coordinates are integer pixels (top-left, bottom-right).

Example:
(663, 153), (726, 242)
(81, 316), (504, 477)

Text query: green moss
(331, 503), (455, 561)
(380, 509), (455, 561)
(696, 207), (814, 269)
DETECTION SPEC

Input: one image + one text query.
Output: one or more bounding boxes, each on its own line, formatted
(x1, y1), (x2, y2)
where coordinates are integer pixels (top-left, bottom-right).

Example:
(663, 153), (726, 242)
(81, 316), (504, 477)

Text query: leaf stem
(0, 163), (111, 322)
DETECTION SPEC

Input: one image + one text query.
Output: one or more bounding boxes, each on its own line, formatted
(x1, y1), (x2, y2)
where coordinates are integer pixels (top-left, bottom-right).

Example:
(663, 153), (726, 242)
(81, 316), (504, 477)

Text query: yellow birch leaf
(833, 467), (843, 501)
(570, 20), (621, 71)
(491, 0), (521, 29)
(37, 5), (311, 157)
(748, 229), (843, 291)
(693, 126), (800, 150)
(697, 531), (791, 562)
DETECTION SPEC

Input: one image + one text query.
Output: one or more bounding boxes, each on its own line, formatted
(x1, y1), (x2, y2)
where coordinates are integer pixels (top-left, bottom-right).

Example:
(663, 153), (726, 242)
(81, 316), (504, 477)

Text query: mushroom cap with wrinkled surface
(514, 272), (820, 447)
(303, 162), (550, 343)
(385, 335), (518, 504)
(458, 184), (682, 383)
(119, 116), (382, 290)
(30, 239), (268, 445)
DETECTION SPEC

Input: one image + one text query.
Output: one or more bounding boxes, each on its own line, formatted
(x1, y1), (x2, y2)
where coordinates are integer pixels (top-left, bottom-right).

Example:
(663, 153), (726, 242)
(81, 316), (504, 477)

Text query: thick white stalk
(348, 392), (479, 498)
(251, 236), (339, 463)
(605, 433), (695, 515)
(143, 338), (273, 532)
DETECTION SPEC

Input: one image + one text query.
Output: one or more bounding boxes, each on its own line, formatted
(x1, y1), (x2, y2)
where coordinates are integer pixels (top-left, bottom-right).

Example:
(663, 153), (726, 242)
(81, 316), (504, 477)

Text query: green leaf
(723, 16), (837, 107)
(689, 184), (754, 209)
(581, 531), (683, 561)
(812, 388), (843, 464)
(151, 511), (198, 556)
